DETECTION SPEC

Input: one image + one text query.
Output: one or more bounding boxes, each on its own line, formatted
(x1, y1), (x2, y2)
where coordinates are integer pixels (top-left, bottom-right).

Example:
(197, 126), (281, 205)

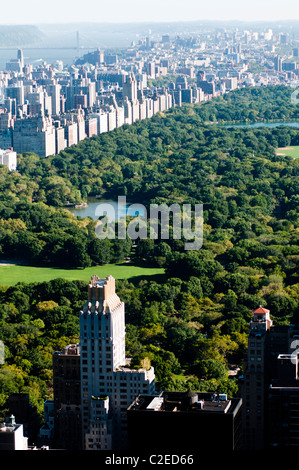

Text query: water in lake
(224, 122), (299, 129)
(67, 198), (145, 221)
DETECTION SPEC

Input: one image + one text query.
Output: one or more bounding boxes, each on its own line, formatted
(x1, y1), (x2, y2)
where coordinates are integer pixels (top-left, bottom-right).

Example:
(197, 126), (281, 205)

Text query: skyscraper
(240, 306), (298, 450)
(17, 49), (24, 70)
(80, 275), (155, 450)
(53, 344), (81, 450)
(122, 73), (138, 103)
(240, 306), (273, 450)
(274, 56), (283, 72)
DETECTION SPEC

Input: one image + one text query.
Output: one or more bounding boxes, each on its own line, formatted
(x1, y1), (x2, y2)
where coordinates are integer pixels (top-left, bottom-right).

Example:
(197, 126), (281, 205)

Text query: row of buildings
(0, 48), (209, 158)
(0, 21), (298, 159)
(0, 70), (175, 157)
(2, 275), (299, 452)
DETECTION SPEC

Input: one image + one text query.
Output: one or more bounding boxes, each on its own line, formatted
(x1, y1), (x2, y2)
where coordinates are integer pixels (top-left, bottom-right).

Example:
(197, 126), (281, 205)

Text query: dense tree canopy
(0, 85), (298, 418)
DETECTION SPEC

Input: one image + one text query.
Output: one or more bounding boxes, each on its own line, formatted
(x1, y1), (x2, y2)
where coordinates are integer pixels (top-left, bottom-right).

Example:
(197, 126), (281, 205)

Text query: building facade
(13, 114), (56, 157)
(240, 306), (273, 450)
(80, 275), (155, 450)
(240, 306), (299, 450)
(0, 148), (17, 171)
(52, 344), (82, 450)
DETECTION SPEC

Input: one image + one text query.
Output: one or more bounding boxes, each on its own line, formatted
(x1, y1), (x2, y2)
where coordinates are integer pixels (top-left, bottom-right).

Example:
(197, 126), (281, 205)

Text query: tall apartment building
(5, 82), (25, 108)
(54, 121), (67, 154)
(17, 49), (24, 69)
(240, 306), (273, 450)
(123, 98), (133, 125)
(27, 87), (52, 117)
(80, 275), (155, 450)
(0, 148), (17, 171)
(13, 113), (56, 157)
(274, 56), (283, 72)
(66, 80), (96, 111)
(46, 84), (61, 116)
(122, 73), (138, 102)
(240, 306), (299, 450)
(0, 111), (14, 131)
(52, 344), (82, 450)
(225, 77), (238, 90)
(197, 79), (216, 96)
(64, 119), (78, 147)
(85, 116), (98, 138)
(89, 111), (108, 134)
(147, 61), (156, 79)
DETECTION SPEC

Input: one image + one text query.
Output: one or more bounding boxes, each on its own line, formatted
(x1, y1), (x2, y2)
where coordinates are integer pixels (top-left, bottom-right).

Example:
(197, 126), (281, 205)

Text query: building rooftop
(53, 343), (80, 356)
(253, 307), (270, 314)
(0, 415), (21, 434)
(128, 391), (238, 415)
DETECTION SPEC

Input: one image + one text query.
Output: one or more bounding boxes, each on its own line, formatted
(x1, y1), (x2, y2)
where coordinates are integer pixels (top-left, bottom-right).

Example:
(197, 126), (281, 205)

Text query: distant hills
(0, 25), (44, 47)
(0, 19), (298, 50)
(35, 20), (299, 50)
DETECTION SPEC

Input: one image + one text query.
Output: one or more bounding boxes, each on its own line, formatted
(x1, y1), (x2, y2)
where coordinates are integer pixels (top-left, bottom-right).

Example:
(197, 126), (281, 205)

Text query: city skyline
(0, 2), (298, 452)
(0, 0), (298, 25)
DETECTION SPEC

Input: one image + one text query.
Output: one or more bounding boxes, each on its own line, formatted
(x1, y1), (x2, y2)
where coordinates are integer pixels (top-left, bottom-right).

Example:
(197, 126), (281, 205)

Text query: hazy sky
(1, 0), (299, 24)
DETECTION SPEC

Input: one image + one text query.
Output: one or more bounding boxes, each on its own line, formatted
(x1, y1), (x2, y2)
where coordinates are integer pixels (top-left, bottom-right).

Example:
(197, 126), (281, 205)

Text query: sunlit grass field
(0, 262), (165, 287)
(276, 145), (299, 158)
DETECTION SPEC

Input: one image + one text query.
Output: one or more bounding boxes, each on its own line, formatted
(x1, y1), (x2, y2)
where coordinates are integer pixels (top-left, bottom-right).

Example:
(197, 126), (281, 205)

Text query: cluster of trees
(0, 274), (247, 419)
(0, 199), (132, 267)
(0, 84), (298, 418)
(0, 279), (87, 418)
(0, 253), (298, 420)
(196, 85), (299, 123)
(0, 87), (298, 269)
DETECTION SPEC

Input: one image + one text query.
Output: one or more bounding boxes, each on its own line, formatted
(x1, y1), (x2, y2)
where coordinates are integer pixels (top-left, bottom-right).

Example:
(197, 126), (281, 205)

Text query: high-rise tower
(122, 73), (138, 103)
(53, 344), (81, 450)
(240, 306), (273, 450)
(239, 305), (298, 450)
(17, 49), (24, 69)
(80, 275), (155, 450)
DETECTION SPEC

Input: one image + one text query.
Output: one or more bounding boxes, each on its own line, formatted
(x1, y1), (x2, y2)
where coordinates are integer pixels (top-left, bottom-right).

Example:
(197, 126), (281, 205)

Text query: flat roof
(128, 392), (237, 415)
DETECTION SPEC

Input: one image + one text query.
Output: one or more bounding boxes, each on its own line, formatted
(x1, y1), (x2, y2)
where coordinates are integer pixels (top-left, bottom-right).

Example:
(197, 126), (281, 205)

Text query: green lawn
(276, 145), (299, 158)
(0, 262), (165, 287)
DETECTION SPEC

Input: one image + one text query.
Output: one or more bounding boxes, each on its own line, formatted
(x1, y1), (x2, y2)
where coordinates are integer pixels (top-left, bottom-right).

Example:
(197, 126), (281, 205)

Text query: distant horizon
(1, 18), (299, 26)
(1, 0), (299, 26)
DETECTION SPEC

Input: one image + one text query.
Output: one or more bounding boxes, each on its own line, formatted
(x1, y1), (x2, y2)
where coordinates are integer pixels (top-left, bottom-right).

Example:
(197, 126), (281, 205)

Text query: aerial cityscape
(0, 22), (298, 159)
(0, 1), (298, 462)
